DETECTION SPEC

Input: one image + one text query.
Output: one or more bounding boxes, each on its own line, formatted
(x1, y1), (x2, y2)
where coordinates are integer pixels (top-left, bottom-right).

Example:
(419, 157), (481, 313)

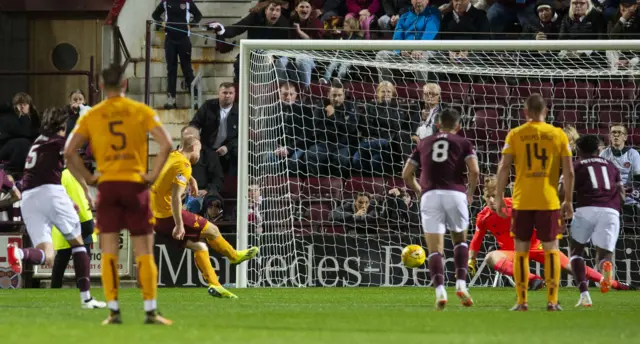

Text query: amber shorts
(511, 209), (563, 243)
(154, 209), (208, 247)
(96, 182), (154, 236)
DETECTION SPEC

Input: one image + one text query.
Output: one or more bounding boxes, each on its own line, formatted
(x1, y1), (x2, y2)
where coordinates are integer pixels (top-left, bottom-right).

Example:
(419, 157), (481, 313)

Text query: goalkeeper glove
(468, 258), (477, 277)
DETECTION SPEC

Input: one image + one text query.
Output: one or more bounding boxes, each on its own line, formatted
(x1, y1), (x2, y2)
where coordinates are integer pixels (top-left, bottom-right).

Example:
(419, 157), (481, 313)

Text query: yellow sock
(101, 253), (120, 304)
(514, 251), (530, 305)
(545, 249), (561, 305)
(136, 254), (158, 302)
(206, 235), (238, 261)
(194, 250), (221, 286)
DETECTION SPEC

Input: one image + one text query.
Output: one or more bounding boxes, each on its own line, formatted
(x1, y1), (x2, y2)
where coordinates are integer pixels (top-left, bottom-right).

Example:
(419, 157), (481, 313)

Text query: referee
(152, 0), (202, 109)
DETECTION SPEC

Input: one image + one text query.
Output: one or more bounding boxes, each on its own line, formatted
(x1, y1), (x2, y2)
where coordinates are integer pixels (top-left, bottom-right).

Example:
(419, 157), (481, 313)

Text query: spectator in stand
(439, 0), (491, 40)
(290, 0), (324, 89)
(345, 0), (380, 39)
(152, 0), (202, 109)
(204, 194), (225, 222)
(221, 0), (290, 83)
(0, 93), (40, 176)
(260, 0), (296, 17)
(271, 82), (315, 175)
(486, 0), (538, 39)
(353, 81), (400, 175)
(375, 0), (441, 82)
(321, 17), (363, 82)
(559, 0), (606, 39)
(307, 79), (358, 177)
(329, 193), (380, 222)
(189, 83), (238, 197)
(396, 83), (440, 161)
(378, 0), (412, 34)
(384, 187), (419, 224)
(521, 0), (562, 39)
(599, 124), (640, 232)
(321, 0), (348, 21)
(248, 183), (263, 233)
(607, 0), (640, 68)
(65, 90), (91, 138)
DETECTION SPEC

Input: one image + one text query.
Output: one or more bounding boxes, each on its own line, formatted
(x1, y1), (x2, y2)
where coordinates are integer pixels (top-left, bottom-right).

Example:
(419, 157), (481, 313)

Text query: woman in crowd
(0, 93), (40, 176)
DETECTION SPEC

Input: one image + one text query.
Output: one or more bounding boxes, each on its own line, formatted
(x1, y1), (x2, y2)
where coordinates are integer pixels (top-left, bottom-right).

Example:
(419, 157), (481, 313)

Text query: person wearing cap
(521, 0), (561, 39)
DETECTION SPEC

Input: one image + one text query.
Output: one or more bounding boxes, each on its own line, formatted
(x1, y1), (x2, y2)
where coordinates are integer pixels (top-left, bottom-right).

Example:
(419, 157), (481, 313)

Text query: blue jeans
(352, 139), (390, 173)
(487, 2), (537, 37)
(294, 54), (316, 87)
(267, 148), (306, 174)
(306, 143), (351, 176)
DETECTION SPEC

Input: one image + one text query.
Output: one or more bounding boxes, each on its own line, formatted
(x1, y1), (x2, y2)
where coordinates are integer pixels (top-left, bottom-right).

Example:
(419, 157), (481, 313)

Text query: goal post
(236, 39), (640, 289)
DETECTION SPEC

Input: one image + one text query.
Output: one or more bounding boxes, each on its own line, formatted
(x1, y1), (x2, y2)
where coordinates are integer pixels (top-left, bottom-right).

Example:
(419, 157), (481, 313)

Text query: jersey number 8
(432, 140), (449, 162)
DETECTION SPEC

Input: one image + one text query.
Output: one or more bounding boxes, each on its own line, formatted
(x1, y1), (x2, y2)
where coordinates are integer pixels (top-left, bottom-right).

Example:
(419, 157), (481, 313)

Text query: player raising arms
(562, 135), (626, 306)
(403, 108), (479, 310)
(150, 134), (258, 298)
(495, 94), (574, 311)
(6, 108), (106, 309)
(65, 64), (174, 325)
(470, 175), (632, 294)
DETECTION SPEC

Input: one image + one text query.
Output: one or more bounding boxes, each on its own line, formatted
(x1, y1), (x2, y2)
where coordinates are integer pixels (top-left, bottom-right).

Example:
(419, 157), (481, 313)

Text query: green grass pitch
(1, 287), (638, 344)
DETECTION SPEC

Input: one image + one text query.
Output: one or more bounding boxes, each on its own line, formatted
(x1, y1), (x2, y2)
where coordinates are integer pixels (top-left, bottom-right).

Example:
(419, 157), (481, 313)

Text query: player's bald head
(576, 134), (600, 157)
(181, 125), (200, 140)
(438, 108), (461, 131)
(524, 94), (547, 119)
(181, 135), (200, 150)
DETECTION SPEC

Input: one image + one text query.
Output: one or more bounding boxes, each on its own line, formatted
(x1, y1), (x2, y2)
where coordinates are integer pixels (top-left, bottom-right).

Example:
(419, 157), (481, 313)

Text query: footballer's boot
(612, 281), (637, 291)
(510, 303), (528, 312)
(575, 293), (593, 308)
(547, 303), (563, 312)
(82, 298), (107, 309)
(455, 288), (473, 307)
(435, 290), (448, 311)
(600, 261), (613, 294)
(101, 311), (122, 325)
(230, 247), (259, 265)
(7, 243), (22, 274)
(528, 279), (545, 291)
(144, 311), (173, 325)
(208, 285), (238, 299)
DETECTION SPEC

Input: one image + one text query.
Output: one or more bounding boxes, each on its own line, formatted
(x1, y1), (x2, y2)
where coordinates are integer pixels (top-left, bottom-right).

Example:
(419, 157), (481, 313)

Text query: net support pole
(235, 41), (251, 289)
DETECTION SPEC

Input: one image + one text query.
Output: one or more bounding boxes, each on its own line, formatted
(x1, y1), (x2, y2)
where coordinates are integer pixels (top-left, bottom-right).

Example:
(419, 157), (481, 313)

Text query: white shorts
(21, 185), (81, 247)
(571, 206), (620, 252)
(420, 190), (469, 234)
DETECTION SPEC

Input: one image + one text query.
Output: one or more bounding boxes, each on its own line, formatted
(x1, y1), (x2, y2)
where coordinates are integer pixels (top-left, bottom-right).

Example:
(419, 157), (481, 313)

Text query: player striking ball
(495, 94), (574, 311)
(470, 175), (632, 295)
(65, 64), (174, 325)
(402, 108), (480, 310)
(6, 107), (106, 309)
(150, 135), (258, 298)
(562, 135), (626, 306)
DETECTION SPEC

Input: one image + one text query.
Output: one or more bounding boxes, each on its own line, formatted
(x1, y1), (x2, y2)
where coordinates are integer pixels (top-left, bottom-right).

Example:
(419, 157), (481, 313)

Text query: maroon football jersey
(21, 135), (65, 191)
(574, 157), (622, 211)
(409, 132), (476, 194)
(0, 168), (14, 192)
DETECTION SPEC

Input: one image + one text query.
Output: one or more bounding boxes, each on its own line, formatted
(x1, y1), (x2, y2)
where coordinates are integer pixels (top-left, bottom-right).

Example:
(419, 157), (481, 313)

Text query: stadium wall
(116, 0), (157, 60)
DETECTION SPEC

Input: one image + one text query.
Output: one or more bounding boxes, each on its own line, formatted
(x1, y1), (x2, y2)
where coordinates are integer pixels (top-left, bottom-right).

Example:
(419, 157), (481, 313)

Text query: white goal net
(236, 40), (640, 288)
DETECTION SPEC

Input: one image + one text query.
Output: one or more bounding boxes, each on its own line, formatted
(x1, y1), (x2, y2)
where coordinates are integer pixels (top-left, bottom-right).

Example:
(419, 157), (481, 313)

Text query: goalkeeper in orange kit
(468, 175), (633, 295)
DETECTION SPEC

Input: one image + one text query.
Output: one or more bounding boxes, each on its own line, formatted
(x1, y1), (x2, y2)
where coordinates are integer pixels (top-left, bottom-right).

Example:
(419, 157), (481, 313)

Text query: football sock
(207, 236), (238, 261)
(514, 251), (529, 305)
(570, 255), (588, 293)
(428, 252), (445, 288)
(136, 254), (158, 311)
(101, 253), (120, 311)
(545, 250), (561, 305)
(453, 243), (469, 288)
(585, 266), (604, 284)
(20, 248), (45, 265)
(493, 258), (542, 281)
(71, 245), (92, 301)
(194, 250), (221, 287)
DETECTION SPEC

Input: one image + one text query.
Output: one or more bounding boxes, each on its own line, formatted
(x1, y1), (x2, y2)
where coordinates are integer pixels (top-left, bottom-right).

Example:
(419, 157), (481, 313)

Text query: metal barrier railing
(190, 69), (203, 115)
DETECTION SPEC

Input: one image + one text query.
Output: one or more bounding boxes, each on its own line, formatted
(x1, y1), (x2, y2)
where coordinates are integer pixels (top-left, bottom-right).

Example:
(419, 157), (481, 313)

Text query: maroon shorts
(154, 210), (208, 246)
(511, 209), (563, 243)
(96, 181), (154, 236)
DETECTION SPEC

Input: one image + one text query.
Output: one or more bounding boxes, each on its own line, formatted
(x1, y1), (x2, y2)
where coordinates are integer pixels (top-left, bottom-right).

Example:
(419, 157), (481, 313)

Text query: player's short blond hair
(181, 135), (200, 150)
(524, 94), (546, 115)
(483, 175), (498, 197)
(564, 125), (579, 149)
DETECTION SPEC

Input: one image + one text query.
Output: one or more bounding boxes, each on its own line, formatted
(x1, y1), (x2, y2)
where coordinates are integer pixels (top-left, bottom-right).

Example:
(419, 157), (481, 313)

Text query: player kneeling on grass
(561, 135), (627, 307)
(402, 108), (479, 310)
(150, 135), (258, 298)
(6, 107), (106, 309)
(469, 175), (632, 295)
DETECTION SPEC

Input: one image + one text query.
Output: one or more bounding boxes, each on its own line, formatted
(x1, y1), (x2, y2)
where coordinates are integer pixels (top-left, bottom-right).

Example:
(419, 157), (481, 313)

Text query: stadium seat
(303, 202), (332, 223)
(579, 128), (609, 144)
(510, 81), (553, 104)
(553, 110), (585, 128)
(595, 80), (636, 102)
(470, 83), (509, 106)
(439, 82), (470, 104)
(386, 177), (406, 190)
(593, 104), (633, 128)
(395, 83), (422, 101)
(219, 176), (238, 198)
(553, 81), (595, 102)
(472, 108), (503, 140)
(346, 82), (377, 102)
(344, 177), (387, 199)
(309, 82), (330, 99)
(303, 177), (343, 200)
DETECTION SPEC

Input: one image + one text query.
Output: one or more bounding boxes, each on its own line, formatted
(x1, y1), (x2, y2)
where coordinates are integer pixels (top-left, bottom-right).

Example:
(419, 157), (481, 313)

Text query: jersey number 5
(109, 121), (127, 151)
(432, 140), (449, 162)
(525, 143), (548, 170)
(24, 144), (40, 169)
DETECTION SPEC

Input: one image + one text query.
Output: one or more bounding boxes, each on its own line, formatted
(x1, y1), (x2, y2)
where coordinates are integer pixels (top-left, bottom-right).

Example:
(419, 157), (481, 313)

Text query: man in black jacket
(307, 80), (358, 177)
(189, 82), (238, 197)
(152, 0), (202, 109)
(220, 0), (291, 83)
